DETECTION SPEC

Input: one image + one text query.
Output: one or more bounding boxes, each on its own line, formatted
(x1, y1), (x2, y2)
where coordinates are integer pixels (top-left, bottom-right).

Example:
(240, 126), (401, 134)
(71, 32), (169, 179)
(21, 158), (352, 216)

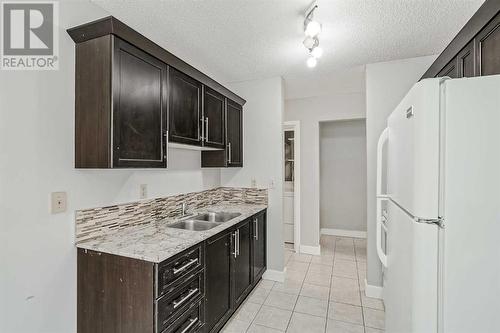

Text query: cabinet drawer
(161, 299), (204, 333)
(157, 245), (204, 297)
(156, 271), (204, 333)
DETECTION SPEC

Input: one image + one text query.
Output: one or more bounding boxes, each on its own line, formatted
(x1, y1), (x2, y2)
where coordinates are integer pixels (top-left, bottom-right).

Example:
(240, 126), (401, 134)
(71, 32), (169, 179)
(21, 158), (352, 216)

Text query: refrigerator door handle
(376, 128), (389, 268)
(377, 197), (389, 268)
(376, 127), (389, 198)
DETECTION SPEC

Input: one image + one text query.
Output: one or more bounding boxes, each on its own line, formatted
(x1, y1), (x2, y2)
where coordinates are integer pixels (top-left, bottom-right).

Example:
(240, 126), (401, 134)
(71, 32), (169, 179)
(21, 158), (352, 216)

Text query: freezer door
(387, 79), (441, 219)
(385, 200), (439, 333)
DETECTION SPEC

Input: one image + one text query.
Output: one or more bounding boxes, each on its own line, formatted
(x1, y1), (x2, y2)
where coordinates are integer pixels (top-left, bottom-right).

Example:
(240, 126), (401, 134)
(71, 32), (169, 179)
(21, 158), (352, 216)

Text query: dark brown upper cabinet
(168, 68), (202, 146)
(113, 38), (167, 168)
(475, 13), (500, 76)
(73, 35), (167, 168)
(422, 1), (500, 80)
(436, 59), (458, 78)
(457, 41), (476, 78)
(226, 100), (243, 167)
(203, 87), (226, 149)
(68, 16), (245, 168)
(201, 99), (244, 168)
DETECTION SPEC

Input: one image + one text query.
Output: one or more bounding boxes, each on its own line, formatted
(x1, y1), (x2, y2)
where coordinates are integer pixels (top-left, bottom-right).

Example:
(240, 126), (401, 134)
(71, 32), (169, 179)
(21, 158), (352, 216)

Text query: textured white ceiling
(92, 0), (484, 83)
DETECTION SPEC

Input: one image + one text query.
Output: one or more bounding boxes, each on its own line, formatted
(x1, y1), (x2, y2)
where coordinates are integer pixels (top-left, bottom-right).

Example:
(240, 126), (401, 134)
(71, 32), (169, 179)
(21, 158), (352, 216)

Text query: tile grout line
(239, 237), (376, 333)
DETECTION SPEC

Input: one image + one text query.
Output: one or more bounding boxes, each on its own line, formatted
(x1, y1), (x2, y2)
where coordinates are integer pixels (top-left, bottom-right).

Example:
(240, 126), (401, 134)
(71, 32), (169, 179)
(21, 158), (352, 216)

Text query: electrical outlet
(140, 184), (148, 199)
(251, 178), (257, 188)
(268, 179), (275, 189)
(51, 192), (67, 214)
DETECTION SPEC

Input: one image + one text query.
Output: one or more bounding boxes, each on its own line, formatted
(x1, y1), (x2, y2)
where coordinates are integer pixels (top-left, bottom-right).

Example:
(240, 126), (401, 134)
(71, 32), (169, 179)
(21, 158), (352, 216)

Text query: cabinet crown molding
(67, 16), (246, 106)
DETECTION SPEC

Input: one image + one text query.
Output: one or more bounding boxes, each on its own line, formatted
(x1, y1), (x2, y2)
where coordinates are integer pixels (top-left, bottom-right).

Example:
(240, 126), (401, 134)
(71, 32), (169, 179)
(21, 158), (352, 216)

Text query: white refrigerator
(376, 76), (500, 333)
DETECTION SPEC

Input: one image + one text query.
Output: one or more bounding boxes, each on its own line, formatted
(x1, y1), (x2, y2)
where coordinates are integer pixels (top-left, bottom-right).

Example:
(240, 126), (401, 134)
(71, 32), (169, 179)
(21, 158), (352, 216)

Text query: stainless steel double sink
(168, 212), (241, 231)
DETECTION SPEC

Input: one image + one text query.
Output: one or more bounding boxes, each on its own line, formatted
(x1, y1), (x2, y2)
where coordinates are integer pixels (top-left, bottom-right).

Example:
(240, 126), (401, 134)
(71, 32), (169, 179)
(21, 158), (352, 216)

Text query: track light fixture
(303, 2), (323, 68)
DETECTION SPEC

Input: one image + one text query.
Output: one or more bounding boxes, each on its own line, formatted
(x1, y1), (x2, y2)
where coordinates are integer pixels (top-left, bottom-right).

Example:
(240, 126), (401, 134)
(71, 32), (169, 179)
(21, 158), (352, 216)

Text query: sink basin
(168, 220), (221, 231)
(192, 212), (241, 223)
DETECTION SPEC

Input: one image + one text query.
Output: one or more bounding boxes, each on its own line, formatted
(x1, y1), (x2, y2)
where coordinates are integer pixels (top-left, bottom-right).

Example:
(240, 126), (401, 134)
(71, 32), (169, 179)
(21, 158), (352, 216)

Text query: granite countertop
(76, 203), (267, 263)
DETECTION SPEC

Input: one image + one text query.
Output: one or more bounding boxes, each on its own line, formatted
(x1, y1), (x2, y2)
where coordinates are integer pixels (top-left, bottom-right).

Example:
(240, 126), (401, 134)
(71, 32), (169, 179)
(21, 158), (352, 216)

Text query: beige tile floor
(221, 235), (385, 333)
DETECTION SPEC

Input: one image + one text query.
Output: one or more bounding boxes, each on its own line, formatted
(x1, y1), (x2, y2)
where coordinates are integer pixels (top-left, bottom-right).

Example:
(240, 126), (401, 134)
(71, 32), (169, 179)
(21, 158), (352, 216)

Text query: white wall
(221, 77), (285, 273)
(284, 67), (366, 250)
(365, 55), (437, 288)
(320, 119), (367, 232)
(0, 2), (222, 332)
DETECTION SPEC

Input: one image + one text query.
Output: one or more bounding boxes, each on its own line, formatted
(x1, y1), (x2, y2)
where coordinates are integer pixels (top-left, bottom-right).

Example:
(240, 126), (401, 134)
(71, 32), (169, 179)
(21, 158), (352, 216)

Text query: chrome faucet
(181, 202), (190, 217)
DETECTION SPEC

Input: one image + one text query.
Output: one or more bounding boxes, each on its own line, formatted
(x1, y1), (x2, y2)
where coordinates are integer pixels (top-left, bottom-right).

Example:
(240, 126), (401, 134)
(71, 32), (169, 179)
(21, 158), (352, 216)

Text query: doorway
(283, 121), (300, 253)
(319, 119), (367, 238)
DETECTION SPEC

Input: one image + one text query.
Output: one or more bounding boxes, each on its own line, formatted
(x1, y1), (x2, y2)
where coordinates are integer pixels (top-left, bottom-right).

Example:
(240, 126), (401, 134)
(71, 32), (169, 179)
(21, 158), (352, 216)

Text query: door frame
(283, 121), (301, 253)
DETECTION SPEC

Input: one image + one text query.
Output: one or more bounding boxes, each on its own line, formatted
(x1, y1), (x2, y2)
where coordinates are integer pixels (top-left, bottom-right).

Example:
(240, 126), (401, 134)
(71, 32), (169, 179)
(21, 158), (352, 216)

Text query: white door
(385, 200), (439, 333)
(387, 79), (441, 219)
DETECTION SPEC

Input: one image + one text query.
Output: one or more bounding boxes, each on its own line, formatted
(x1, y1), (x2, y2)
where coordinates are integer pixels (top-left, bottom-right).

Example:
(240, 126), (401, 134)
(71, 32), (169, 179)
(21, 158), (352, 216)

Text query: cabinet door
(436, 59), (458, 78)
(475, 14), (500, 76)
(226, 100), (243, 167)
(169, 68), (202, 145)
(203, 87), (225, 149)
(457, 41), (475, 78)
(232, 219), (253, 308)
(112, 38), (167, 168)
(205, 231), (232, 332)
(252, 212), (266, 282)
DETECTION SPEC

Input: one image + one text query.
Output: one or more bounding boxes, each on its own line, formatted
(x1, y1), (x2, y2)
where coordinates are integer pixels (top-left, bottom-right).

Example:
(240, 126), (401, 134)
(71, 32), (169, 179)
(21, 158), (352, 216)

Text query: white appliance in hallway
(376, 76), (500, 333)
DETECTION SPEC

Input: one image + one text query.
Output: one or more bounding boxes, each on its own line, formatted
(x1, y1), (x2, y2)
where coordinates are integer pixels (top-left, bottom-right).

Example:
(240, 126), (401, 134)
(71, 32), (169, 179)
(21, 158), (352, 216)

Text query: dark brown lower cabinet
(205, 231), (233, 332)
(232, 219), (253, 308)
(252, 211), (267, 281)
(77, 210), (267, 333)
(77, 250), (155, 333)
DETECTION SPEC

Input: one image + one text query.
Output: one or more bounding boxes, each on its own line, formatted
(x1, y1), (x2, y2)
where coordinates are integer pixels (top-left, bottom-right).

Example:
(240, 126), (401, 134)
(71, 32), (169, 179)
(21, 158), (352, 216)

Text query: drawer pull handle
(254, 217), (258, 240)
(232, 232), (237, 258)
(173, 288), (198, 309)
(180, 317), (198, 333)
(173, 258), (198, 275)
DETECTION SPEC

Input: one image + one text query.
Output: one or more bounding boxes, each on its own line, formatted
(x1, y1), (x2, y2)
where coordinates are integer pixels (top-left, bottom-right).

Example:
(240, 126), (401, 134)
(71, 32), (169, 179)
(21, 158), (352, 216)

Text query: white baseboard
(321, 228), (367, 239)
(364, 278), (383, 299)
(263, 268), (286, 283)
(299, 244), (321, 255)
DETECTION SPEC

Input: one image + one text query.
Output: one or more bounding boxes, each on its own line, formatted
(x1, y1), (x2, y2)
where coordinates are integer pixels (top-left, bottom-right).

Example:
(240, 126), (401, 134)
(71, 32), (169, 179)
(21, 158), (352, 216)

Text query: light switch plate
(51, 192), (67, 214)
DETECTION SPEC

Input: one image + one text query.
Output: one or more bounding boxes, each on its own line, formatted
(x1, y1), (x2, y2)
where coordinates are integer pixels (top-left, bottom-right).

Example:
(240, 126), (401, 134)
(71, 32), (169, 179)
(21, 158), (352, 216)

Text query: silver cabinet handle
(163, 130), (169, 161)
(232, 232), (237, 258)
(173, 258), (198, 275)
(180, 317), (198, 333)
(254, 218), (258, 240)
(205, 117), (209, 142)
(173, 288), (198, 309)
(200, 118), (205, 141)
(228, 142), (232, 163)
(236, 229), (240, 256)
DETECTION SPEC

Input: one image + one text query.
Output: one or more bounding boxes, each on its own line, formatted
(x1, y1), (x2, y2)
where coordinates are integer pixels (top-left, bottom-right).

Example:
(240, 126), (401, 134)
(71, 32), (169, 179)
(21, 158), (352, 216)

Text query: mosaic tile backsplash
(75, 187), (267, 243)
